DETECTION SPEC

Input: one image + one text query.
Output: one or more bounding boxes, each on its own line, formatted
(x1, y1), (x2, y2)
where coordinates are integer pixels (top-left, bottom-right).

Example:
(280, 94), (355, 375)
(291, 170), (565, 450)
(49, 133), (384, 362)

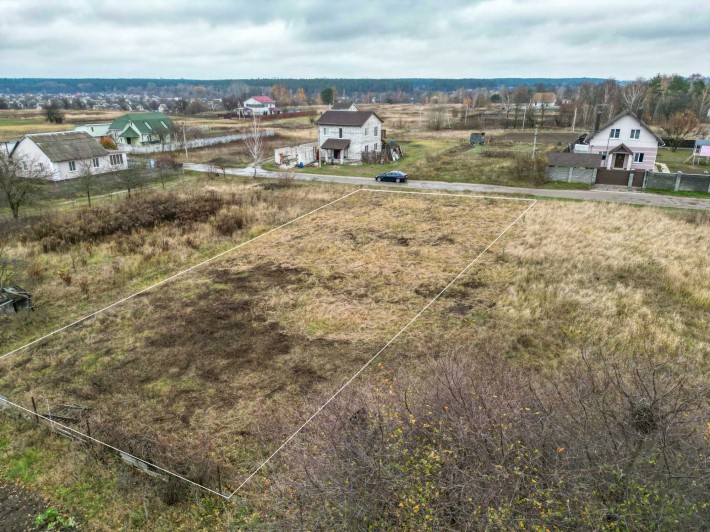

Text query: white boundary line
(0, 189), (536, 500)
(0, 189), (361, 362)
(226, 197), (538, 498)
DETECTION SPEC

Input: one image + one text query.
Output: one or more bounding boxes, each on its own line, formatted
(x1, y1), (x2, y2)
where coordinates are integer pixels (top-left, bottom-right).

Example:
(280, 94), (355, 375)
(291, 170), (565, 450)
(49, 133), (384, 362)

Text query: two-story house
(316, 109), (383, 164)
(582, 111), (664, 171)
(243, 95), (276, 115)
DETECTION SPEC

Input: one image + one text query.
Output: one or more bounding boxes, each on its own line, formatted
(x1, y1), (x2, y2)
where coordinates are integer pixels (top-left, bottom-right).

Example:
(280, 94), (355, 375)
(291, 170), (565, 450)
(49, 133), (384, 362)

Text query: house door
(613, 153), (625, 169)
(333, 149), (341, 160)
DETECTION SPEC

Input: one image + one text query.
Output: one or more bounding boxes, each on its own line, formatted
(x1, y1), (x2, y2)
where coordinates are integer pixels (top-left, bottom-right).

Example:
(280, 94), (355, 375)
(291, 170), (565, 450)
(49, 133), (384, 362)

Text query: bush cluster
(28, 192), (225, 252)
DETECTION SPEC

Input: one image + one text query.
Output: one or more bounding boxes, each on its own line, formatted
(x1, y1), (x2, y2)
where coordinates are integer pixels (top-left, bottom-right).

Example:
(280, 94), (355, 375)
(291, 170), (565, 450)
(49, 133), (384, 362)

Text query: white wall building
(316, 110), (383, 164)
(244, 96), (276, 115)
(584, 111), (664, 171)
(11, 131), (128, 181)
(73, 123), (112, 138)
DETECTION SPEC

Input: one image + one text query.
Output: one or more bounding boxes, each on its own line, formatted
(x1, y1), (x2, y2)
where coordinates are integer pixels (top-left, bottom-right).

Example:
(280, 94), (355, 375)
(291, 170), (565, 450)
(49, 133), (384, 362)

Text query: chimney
(594, 111), (602, 132)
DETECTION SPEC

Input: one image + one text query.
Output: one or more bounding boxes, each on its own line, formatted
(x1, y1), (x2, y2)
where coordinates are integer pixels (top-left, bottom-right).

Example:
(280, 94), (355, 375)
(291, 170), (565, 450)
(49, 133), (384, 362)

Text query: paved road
(183, 163), (710, 211)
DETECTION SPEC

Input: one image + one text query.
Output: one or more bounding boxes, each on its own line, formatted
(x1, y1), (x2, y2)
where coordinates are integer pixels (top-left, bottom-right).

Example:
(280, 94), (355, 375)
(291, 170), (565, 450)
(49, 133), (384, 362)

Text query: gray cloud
(0, 0), (706, 79)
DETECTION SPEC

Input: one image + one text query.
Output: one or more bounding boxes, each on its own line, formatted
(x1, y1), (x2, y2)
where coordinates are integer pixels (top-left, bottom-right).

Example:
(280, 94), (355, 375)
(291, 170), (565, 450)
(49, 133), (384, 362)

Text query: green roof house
(108, 112), (174, 147)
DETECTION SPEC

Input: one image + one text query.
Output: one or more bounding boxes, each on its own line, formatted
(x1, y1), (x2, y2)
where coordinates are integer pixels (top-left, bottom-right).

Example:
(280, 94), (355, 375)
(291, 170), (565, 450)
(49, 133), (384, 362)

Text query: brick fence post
(627, 170), (634, 188)
(674, 171), (682, 191)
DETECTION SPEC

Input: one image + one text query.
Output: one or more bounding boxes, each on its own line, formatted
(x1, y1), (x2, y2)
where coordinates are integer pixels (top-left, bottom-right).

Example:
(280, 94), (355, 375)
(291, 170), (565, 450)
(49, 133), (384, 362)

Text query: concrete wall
(546, 166), (597, 185)
(644, 171), (710, 192)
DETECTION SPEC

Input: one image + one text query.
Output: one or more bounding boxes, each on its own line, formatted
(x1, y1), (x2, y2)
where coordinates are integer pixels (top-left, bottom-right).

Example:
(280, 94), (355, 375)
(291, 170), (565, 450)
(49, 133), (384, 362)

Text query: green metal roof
(109, 112), (173, 135)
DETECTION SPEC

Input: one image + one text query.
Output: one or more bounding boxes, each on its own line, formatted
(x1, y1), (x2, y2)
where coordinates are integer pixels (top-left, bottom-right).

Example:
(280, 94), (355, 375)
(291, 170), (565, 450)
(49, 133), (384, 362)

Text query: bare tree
(662, 111), (700, 151)
(499, 86), (514, 128)
(621, 80), (649, 112)
(0, 152), (46, 219)
(696, 84), (710, 120)
(117, 162), (146, 199)
(0, 237), (12, 292)
(243, 114), (265, 178)
(42, 100), (65, 124)
(78, 160), (96, 207)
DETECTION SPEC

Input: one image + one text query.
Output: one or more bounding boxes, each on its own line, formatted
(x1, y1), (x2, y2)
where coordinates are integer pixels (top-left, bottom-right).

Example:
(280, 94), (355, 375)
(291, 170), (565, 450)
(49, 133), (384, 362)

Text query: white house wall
(587, 114), (659, 171)
(318, 115), (382, 162)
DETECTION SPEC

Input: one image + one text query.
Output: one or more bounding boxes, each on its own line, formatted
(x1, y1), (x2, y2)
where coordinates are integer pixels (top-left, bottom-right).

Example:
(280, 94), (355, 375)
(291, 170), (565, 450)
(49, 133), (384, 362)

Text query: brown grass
(0, 191), (528, 492)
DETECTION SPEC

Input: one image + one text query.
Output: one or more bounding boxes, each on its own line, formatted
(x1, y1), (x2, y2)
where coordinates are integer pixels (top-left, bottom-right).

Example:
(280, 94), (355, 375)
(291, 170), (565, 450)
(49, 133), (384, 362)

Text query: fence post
(642, 170), (648, 189)
(627, 170), (634, 188)
(674, 171), (682, 191)
(31, 396), (39, 423)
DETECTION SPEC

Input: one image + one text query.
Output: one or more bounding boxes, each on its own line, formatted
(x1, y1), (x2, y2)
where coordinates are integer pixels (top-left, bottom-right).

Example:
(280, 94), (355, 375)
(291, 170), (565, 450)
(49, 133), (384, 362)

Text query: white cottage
(316, 110), (383, 164)
(243, 96), (276, 115)
(583, 111), (664, 171)
(11, 131), (128, 181)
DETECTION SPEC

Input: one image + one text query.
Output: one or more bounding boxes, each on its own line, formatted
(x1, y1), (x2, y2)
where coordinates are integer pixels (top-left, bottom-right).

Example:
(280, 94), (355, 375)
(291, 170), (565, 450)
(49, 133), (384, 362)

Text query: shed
(0, 287), (33, 314)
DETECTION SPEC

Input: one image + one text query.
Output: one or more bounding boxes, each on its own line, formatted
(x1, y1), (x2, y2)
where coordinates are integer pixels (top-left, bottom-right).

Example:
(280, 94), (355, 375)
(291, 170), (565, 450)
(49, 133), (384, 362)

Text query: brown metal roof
(547, 152), (602, 168)
(316, 110), (382, 127)
(22, 131), (109, 162)
(531, 92), (557, 104)
(609, 143), (633, 154)
(332, 101), (356, 110)
(321, 138), (351, 150)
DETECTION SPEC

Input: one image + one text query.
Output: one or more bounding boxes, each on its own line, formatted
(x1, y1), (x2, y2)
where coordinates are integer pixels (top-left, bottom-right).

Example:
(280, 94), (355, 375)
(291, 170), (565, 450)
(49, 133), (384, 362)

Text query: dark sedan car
(375, 170), (408, 183)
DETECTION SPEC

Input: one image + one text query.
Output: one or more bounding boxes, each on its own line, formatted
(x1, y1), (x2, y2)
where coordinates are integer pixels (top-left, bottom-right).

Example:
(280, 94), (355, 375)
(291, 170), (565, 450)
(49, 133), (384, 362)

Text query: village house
(73, 122), (112, 138)
(11, 131), (128, 181)
(316, 107), (383, 164)
(579, 111), (663, 172)
(108, 112), (174, 147)
(530, 92), (558, 109)
(243, 95), (277, 115)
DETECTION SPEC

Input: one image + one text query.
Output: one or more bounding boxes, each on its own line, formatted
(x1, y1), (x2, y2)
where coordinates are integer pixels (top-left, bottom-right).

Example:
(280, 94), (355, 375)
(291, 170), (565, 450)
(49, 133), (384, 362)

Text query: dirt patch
(0, 480), (48, 531)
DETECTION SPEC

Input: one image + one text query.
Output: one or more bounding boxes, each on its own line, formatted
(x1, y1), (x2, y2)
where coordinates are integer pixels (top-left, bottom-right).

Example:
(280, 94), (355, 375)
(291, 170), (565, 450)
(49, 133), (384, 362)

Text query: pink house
(583, 111), (664, 171)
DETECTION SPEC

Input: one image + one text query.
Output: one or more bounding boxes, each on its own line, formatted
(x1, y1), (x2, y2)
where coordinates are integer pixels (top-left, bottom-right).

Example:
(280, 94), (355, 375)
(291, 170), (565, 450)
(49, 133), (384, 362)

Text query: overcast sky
(0, 0), (706, 80)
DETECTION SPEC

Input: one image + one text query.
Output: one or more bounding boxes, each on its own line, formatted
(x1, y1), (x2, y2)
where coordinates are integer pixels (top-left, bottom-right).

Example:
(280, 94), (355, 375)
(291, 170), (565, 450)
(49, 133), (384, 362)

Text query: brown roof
(316, 110), (382, 127)
(332, 101), (357, 110)
(547, 152), (602, 168)
(531, 92), (557, 104)
(609, 143), (633, 154)
(321, 138), (351, 150)
(18, 131), (108, 162)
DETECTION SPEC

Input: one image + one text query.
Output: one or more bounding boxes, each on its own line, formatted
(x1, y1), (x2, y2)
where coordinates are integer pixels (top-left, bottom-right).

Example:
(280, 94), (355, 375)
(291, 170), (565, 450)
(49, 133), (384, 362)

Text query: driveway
(183, 163), (710, 211)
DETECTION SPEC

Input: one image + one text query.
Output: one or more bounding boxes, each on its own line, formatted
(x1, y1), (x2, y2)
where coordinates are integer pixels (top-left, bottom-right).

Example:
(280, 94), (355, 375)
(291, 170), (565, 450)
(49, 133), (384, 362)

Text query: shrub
(99, 136), (117, 150)
(29, 192), (226, 252)
(211, 209), (247, 235)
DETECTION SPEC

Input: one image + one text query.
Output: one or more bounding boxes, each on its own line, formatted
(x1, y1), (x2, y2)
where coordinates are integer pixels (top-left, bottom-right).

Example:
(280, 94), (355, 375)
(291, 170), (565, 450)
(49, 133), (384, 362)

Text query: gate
(595, 168), (630, 186)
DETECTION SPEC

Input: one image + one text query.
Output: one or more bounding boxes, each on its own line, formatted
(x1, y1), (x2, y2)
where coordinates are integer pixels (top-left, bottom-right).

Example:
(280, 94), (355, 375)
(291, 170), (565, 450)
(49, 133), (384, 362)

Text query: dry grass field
(0, 189), (530, 494)
(0, 180), (708, 528)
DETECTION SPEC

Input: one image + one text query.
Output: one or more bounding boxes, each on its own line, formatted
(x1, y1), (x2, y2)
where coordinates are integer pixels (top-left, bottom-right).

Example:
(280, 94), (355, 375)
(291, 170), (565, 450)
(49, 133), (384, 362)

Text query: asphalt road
(183, 163), (710, 211)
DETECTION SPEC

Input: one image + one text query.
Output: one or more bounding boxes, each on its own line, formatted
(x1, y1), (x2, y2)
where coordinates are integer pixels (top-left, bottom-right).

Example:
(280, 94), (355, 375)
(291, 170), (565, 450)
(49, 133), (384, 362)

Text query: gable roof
(547, 152), (602, 168)
(609, 143), (633, 154)
(531, 92), (557, 104)
(332, 101), (357, 110)
(586, 110), (664, 145)
(316, 110), (382, 127)
(15, 131), (108, 162)
(251, 95), (275, 103)
(108, 112), (173, 135)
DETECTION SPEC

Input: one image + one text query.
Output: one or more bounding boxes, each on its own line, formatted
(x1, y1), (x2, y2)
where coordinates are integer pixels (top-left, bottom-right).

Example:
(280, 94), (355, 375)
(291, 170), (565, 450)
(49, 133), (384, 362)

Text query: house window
(110, 154), (123, 165)
(633, 153), (644, 163)
(365, 145), (369, 153)
(92, 158), (99, 168)
(374, 126), (378, 137)
(600, 151), (607, 161)
(323, 127), (328, 135)
(610, 129), (620, 139)
(364, 127), (369, 136)
(68, 161), (76, 171)
(630, 129), (640, 139)
(339, 128), (343, 138)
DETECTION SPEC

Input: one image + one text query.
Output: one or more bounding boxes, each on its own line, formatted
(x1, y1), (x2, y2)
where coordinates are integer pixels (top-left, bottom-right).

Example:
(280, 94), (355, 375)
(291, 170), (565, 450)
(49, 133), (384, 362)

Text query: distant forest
(0, 77), (607, 95)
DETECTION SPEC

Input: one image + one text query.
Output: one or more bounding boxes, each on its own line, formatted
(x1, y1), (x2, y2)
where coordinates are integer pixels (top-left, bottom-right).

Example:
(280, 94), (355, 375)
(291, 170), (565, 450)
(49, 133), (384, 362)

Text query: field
(0, 188), (531, 493)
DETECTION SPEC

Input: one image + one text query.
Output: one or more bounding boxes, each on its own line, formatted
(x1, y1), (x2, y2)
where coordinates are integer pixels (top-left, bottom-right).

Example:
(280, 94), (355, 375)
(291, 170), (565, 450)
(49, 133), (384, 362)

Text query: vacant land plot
(0, 190), (529, 492)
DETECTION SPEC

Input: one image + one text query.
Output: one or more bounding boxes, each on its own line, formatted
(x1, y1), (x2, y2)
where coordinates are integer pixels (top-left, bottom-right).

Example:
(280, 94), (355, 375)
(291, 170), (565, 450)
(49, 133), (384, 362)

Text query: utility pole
(532, 126), (539, 159)
(522, 103), (528, 131)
